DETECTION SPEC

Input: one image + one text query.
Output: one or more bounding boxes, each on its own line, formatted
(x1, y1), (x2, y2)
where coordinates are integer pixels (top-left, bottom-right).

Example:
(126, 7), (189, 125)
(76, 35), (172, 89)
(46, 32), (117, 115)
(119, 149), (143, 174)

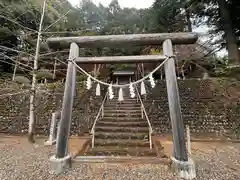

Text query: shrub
(36, 70), (53, 80)
(14, 76), (30, 84)
(76, 75), (86, 82)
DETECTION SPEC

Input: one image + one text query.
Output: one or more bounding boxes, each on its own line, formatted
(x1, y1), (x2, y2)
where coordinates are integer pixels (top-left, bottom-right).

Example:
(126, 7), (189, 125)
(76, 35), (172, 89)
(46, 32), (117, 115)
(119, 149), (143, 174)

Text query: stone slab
(49, 155), (71, 174)
(44, 140), (56, 146)
(73, 156), (171, 164)
(171, 157), (196, 180)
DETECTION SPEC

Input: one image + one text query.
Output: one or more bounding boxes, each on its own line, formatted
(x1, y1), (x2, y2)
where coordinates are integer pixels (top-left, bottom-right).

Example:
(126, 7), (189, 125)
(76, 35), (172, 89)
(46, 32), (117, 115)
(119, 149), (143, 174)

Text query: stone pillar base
(171, 157), (196, 180)
(49, 155), (71, 174)
(44, 140), (56, 146)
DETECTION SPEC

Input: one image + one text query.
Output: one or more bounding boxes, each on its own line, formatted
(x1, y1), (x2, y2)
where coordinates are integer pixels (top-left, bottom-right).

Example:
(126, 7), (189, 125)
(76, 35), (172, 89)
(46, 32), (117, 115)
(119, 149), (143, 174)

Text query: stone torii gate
(47, 33), (198, 178)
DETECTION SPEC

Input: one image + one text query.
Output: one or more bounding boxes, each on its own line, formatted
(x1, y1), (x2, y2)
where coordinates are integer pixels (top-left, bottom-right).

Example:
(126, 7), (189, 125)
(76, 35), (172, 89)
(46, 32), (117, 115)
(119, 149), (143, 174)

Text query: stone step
(106, 101), (139, 105)
(104, 106), (141, 110)
(95, 126), (149, 133)
(106, 102), (139, 105)
(97, 121), (148, 127)
(110, 98), (138, 101)
(104, 109), (141, 113)
(100, 117), (145, 122)
(105, 103), (141, 107)
(86, 146), (156, 156)
(110, 97), (137, 100)
(103, 113), (142, 117)
(94, 139), (150, 147)
(94, 132), (149, 139)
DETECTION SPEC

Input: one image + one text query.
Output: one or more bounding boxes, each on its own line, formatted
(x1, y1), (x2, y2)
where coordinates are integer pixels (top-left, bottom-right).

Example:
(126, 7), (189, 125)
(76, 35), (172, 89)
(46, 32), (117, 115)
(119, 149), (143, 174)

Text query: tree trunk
(185, 7), (192, 32)
(218, 0), (239, 64)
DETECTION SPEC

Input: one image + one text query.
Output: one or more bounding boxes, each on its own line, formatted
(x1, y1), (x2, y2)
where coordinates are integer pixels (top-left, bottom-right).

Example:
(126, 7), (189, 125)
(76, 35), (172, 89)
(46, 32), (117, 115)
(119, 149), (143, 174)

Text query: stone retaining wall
(0, 79), (239, 137)
(0, 82), (105, 135)
(143, 79), (240, 137)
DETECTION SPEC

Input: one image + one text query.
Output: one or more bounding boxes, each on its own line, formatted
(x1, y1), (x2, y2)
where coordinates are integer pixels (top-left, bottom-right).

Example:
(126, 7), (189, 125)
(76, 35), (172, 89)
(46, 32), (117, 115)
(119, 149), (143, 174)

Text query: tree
(189, 0), (240, 64)
(109, 0), (121, 15)
(149, 0), (186, 33)
(218, 0), (239, 64)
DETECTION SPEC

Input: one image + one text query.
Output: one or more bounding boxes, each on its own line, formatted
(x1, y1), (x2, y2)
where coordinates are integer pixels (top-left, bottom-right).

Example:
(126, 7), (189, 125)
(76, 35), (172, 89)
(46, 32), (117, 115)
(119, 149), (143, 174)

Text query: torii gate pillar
(50, 43), (78, 174)
(163, 39), (196, 179)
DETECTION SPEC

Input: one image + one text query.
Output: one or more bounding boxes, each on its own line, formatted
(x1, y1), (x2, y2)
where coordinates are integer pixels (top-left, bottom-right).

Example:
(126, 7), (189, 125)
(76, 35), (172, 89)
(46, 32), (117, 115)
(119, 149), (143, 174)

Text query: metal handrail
(135, 84), (153, 149)
(91, 91), (108, 148)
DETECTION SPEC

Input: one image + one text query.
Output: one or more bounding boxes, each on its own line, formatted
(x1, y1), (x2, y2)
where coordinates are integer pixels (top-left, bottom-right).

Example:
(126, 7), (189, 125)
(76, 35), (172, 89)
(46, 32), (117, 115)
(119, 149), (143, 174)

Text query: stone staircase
(86, 96), (159, 157)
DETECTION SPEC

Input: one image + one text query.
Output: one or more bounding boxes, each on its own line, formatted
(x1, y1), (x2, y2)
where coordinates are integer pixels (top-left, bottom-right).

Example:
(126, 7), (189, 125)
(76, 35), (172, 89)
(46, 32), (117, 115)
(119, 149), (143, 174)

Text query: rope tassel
(96, 83), (101, 96)
(149, 73), (156, 88)
(129, 83), (135, 98)
(108, 84), (114, 99)
(118, 88), (124, 102)
(86, 76), (92, 90)
(141, 81), (146, 95)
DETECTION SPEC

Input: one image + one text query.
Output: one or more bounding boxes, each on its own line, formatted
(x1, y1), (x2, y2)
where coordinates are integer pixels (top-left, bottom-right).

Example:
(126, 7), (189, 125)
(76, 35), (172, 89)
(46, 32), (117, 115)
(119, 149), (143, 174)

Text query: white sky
(68, 0), (154, 9)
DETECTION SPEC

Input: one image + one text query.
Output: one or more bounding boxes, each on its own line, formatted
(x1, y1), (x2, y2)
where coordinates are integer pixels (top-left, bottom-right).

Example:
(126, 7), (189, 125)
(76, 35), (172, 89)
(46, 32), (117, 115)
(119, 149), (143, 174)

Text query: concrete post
(44, 112), (57, 145)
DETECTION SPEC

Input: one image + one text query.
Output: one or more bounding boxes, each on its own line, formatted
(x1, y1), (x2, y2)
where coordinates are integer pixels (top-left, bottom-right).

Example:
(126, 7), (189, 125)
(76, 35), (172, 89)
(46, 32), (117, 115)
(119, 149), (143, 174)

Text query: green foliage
(149, 49), (163, 55)
(225, 67), (240, 80)
(0, 0), (149, 73)
(1, 0), (239, 79)
(76, 75), (86, 82)
(36, 70), (53, 80)
(108, 64), (131, 71)
(43, 81), (63, 90)
(210, 56), (240, 79)
(14, 76), (30, 84)
(149, 0), (186, 33)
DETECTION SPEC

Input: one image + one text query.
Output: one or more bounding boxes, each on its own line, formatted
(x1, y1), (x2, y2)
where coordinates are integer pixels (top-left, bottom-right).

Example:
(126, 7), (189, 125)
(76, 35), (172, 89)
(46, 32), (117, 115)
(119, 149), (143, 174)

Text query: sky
(68, 0), (154, 9)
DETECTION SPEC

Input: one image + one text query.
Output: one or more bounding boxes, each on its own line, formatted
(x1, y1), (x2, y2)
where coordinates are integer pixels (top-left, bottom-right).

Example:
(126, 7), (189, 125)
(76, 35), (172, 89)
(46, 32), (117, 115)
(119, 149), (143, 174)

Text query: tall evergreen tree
(189, 0), (240, 64)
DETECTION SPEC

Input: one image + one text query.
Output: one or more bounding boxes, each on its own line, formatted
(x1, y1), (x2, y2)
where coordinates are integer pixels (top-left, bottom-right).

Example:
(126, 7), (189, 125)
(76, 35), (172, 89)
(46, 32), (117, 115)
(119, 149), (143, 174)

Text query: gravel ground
(0, 137), (240, 180)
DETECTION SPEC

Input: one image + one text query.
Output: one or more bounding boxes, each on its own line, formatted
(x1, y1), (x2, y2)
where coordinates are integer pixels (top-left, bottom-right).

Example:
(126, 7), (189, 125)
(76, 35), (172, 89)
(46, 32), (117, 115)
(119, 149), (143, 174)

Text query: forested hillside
(0, 0), (240, 80)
